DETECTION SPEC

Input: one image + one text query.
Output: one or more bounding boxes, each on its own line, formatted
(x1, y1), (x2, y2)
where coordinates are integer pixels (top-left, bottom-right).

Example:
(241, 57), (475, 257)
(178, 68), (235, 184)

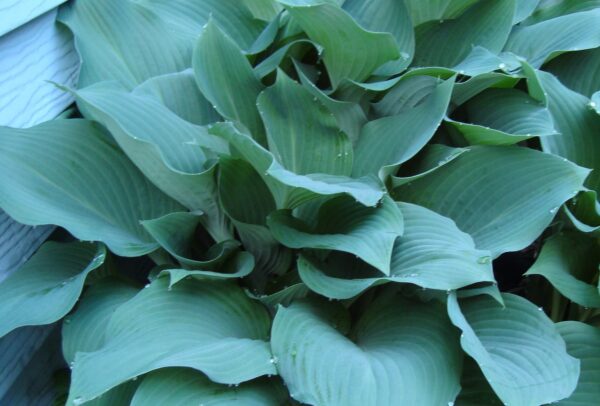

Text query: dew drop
(408, 273), (419, 277)
(64, 318), (71, 325)
(538, 307), (543, 312)
(448, 402), (455, 406)
(144, 284), (150, 289)
(131, 376), (138, 381)
(69, 361), (75, 369)
(498, 63), (506, 70)
(269, 356), (279, 364)
(588, 101), (597, 109)
(400, 52), (410, 59)
(549, 207), (559, 214)
(73, 397), (84, 406)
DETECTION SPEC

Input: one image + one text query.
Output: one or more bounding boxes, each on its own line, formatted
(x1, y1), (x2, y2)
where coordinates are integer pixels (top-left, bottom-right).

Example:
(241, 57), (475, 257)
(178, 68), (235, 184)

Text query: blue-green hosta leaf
(525, 232), (600, 308)
(0, 242), (104, 338)
(193, 20), (265, 143)
(446, 88), (557, 145)
(131, 369), (288, 406)
(58, 0), (191, 88)
(258, 71), (353, 176)
(591, 91), (600, 114)
(451, 71), (520, 106)
(254, 40), (321, 79)
(268, 195), (403, 275)
(67, 278), (275, 404)
(454, 357), (504, 406)
(72, 82), (230, 241)
(276, 0), (400, 88)
(137, 0), (267, 51)
(556, 321), (600, 406)
(271, 294), (462, 405)
(523, 0), (600, 25)
(0, 0), (67, 36)
(295, 60), (368, 144)
(390, 145), (469, 188)
(0, 120), (183, 256)
(158, 253), (255, 285)
(298, 202), (494, 299)
(536, 70), (600, 193)
(342, 0), (414, 75)
(210, 122), (385, 208)
(62, 278), (138, 364)
(545, 48), (600, 98)
(133, 69), (221, 125)
(413, 0), (515, 68)
(219, 158), (292, 288)
(354, 76), (454, 178)
(393, 146), (589, 256)
(242, 0), (282, 21)
(404, 0), (536, 25)
(565, 190), (600, 236)
(505, 8), (600, 68)
(141, 212), (239, 270)
(448, 293), (580, 405)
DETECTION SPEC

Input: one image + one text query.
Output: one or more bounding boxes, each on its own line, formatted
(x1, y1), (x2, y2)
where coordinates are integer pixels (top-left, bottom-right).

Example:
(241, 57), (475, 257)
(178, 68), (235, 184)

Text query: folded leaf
(448, 292), (580, 405)
(67, 278), (275, 404)
(298, 202), (494, 299)
(271, 294), (462, 405)
(0, 242), (104, 338)
(268, 195), (404, 275)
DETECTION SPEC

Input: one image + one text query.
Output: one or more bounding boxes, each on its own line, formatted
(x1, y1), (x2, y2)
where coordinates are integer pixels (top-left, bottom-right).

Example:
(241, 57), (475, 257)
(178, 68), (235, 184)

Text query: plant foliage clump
(1, 0), (600, 405)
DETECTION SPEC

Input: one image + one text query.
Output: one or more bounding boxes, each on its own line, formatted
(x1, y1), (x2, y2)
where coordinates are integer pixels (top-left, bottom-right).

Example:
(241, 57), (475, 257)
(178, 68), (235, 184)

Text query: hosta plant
(1, 0), (600, 405)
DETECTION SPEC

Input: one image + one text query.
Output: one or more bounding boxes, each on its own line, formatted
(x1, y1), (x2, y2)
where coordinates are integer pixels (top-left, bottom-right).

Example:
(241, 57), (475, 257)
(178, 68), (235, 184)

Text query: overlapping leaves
(1, 0), (599, 405)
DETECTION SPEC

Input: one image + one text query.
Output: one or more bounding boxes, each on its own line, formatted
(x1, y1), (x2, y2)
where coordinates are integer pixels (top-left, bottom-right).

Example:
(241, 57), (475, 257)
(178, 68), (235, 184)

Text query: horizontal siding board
(0, 8), (79, 128)
(0, 0), (67, 36)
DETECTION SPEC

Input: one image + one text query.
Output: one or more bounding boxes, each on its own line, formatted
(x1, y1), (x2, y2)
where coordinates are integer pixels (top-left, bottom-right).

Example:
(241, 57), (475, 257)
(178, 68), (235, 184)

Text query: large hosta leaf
(393, 146), (589, 256)
(62, 278), (138, 364)
(446, 88), (557, 145)
(536, 70), (600, 193)
(298, 202), (494, 299)
(556, 322), (600, 405)
(72, 82), (229, 240)
(413, 0), (515, 68)
(354, 76), (454, 177)
(271, 294), (462, 405)
(342, 0), (414, 75)
(505, 8), (600, 68)
(268, 195), (404, 275)
(0, 120), (183, 256)
(545, 48), (600, 98)
(525, 232), (600, 308)
(131, 369), (287, 406)
(277, 0), (400, 88)
(258, 71), (353, 176)
(67, 278), (275, 404)
(193, 20), (265, 143)
(448, 293), (580, 405)
(0, 242), (104, 338)
(210, 122), (385, 207)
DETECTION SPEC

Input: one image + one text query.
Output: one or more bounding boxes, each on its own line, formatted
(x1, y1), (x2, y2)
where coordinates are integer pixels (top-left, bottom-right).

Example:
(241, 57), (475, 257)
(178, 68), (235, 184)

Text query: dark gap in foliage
(492, 239), (541, 292)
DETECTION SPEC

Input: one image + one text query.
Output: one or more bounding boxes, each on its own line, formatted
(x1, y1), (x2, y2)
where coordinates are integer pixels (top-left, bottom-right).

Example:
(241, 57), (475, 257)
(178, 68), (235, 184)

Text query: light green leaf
(393, 146), (589, 256)
(210, 122), (385, 207)
(271, 294), (462, 405)
(258, 71), (353, 176)
(448, 293), (580, 405)
(193, 20), (265, 143)
(133, 69), (221, 125)
(446, 88), (557, 145)
(72, 82), (230, 241)
(277, 0), (400, 88)
(298, 202), (494, 299)
(342, 0), (414, 75)
(0, 242), (104, 338)
(413, 0), (515, 68)
(0, 120), (183, 256)
(525, 232), (600, 308)
(556, 321), (600, 406)
(141, 212), (239, 270)
(268, 195), (403, 275)
(67, 278), (275, 404)
(505, 8), (600, 68)
(62, 278), (138, 364)
(536, 70), (600, 193)
(545, 48), (600, 98)
(131, 369), (288, 405)
(353, 76), (454, 177)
